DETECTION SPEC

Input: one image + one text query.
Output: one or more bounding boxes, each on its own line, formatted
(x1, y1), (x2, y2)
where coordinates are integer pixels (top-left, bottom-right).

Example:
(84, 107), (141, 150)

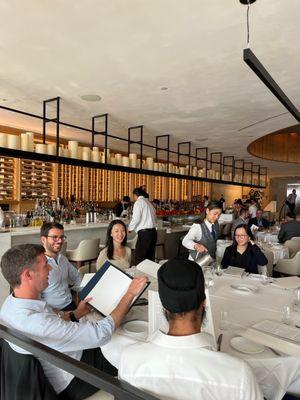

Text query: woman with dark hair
(182, 201), (222, 260)
(221, 224), (267, 274)
(96, 219), (131, 270)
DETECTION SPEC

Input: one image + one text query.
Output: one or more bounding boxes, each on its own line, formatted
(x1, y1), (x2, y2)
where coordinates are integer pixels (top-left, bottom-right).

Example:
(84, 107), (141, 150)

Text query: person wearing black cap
(119, 258), (262, 400)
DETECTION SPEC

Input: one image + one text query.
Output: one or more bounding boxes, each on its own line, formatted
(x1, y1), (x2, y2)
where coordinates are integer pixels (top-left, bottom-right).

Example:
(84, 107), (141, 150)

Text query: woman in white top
(182, 201), (222, 260)
(96, 219), (131, 270)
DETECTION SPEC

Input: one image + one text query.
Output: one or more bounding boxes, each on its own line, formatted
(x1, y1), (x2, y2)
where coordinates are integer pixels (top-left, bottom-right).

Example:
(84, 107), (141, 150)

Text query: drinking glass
(219, 310), (229, 331)
(203, 266), (214, 288)
(214, 262), (223, 277)
(282, 305), (294, 325)
(293, 288), (300, 312)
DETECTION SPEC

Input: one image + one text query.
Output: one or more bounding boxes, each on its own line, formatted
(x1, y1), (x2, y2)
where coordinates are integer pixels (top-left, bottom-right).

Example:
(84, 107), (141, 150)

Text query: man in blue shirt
(40, 222), (82, 311)
(0, 243), (147, 398)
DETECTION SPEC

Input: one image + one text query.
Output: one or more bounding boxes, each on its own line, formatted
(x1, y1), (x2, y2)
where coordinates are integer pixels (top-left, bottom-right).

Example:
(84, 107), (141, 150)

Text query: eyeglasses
(47, 235), (67, 241)
(235, 235), (248, 239)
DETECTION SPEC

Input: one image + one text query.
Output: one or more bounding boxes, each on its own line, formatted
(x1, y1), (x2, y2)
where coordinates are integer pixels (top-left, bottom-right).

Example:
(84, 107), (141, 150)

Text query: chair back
(222, 223), (232, 238)
(0, 338), (58, 400)
(284, 240), (300, 258)
(261, 248), (274, 277)
(127, 235), (138, 250)
(275, 251), (300, 276)
(156, 229), (167, 246)
(291, 236), (300, 244)
(73, 239), (100, 261)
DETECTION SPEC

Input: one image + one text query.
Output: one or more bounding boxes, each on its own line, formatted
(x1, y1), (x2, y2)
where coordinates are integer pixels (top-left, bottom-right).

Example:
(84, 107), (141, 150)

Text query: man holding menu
(0, 244), (148, 399)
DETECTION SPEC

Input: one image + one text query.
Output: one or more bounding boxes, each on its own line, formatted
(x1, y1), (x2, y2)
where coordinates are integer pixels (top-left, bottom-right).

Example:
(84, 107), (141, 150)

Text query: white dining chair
(274, 251), (300, 276)
(261, 248), (274, 277)
(291, 236), (300, 244)
(284, 240), (300, 258)
(66, 238), (100, 271)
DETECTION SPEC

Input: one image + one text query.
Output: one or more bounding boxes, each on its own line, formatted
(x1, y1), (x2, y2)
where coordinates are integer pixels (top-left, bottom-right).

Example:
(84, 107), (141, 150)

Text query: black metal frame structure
(210, 152), (222, 178)
(155, 134), (170, 173)
(177, 142), (191, 175)
(0, 324), (159, 400)
(196, 147), (208, 179)
(92, 114), (108, 163)
(223, 156), (235, 179)
(43, 97), (60, 156)
(0, 102), (267, 188)
(128, 125), (144, 170)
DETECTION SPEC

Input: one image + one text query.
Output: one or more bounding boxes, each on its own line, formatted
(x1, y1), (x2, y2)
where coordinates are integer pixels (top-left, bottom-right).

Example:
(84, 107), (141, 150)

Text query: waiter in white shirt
(128, 187), (157, 264)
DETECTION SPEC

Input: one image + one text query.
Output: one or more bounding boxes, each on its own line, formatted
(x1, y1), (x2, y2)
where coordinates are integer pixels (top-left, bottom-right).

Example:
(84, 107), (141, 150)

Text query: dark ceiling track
(243, 48), (300, 123)
(0, 102), (267, 188)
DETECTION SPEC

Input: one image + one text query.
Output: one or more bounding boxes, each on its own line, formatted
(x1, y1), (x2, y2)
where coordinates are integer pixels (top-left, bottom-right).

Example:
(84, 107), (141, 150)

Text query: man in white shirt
(119, 258), (263, 400)
(128, 187), (157, 264)
(40, 222), (82, 311)
(248, 199), (258, 219)
(0, 244), (147, 398)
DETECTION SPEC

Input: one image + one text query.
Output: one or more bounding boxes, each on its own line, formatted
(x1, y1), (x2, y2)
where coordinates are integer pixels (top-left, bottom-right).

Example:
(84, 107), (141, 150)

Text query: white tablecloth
(100, 274), (300, 400)
(257, 232), (279, 243)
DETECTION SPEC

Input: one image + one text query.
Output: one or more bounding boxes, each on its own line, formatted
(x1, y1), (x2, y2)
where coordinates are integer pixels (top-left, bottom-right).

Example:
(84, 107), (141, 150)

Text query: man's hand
(110, 276), (148, 328)
(127, 276), (148, 297)
(194, 243), (208, 253)
(74, 297), (93, 319)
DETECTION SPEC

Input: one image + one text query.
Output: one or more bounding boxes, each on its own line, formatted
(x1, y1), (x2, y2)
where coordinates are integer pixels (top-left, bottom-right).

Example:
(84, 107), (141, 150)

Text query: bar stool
(155, 228), (167, 261)
(67, 238), (100, 272)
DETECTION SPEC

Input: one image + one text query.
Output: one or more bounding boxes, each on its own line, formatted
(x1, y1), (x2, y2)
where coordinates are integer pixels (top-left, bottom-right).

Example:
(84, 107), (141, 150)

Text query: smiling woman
(221, 224), (268, 274)
(96, 219), (131, 270)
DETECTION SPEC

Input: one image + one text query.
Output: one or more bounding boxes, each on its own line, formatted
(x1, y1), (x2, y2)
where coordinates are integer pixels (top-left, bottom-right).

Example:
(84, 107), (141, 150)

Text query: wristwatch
(57, 311), (64, 319)
(69, 312), (79, 323)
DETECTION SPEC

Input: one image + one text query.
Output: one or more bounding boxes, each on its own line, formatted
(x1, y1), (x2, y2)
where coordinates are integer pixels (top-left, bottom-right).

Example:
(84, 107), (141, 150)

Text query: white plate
(230, 283), (258, 294)
(230, 336), (265, 354)
(122, 320), (148, 339)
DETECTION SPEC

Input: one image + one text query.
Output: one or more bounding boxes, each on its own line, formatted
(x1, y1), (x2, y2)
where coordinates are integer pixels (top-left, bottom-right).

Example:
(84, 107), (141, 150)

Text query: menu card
(223, 266), (245, 277)
(136, 259), (160, 278)
(79, 261), (149, 316)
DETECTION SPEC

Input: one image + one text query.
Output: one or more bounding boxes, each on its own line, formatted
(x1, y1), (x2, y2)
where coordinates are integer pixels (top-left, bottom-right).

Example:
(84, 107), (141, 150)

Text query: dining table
(98, 270), (300, 400)
(257, 231), (279, 243)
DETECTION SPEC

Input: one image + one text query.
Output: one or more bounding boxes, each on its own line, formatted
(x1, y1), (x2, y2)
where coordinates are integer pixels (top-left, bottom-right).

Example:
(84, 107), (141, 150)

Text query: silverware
(217, 333), (223, 352)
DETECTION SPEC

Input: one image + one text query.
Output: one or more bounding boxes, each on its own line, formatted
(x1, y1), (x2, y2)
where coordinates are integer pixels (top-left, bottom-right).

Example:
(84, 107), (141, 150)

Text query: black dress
(221, 243), (268, 274)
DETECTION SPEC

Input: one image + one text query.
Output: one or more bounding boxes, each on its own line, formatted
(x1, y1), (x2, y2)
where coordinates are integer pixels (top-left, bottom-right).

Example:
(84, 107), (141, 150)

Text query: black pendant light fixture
(241, 0), (300, 123)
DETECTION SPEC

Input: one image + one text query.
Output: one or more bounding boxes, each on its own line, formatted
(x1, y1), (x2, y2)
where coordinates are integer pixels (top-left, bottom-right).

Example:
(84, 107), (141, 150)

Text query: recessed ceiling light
(160, 87), (168, 91)
(80, 94), (102, 102)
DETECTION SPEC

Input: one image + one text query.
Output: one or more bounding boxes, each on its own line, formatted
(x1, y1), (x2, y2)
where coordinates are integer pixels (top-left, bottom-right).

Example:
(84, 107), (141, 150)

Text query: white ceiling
(0, 0), (299, 176)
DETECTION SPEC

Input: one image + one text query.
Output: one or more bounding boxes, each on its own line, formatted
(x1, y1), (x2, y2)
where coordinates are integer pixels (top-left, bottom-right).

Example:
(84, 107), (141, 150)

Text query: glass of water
(293, 288), (300, 312)
(282, 305), (294, 325)
(203, 266), (214, 288)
